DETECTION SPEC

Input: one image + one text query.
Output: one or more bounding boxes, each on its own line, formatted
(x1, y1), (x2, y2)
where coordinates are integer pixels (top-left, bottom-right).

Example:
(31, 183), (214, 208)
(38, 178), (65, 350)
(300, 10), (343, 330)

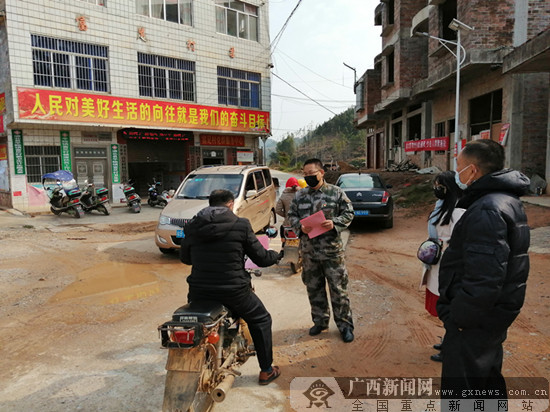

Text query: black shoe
(341, 328), (354, 343)
(430, 352), (443, 362)
(433, 343), (442, 350)
(309, 325), (328, 336)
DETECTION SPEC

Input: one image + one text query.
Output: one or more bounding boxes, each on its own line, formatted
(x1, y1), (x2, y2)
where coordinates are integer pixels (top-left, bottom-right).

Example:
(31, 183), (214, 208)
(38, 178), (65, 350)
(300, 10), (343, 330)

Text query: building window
(138, 53), (195, 101)
(469, 89), (503, 136)
(217, 67), (260, 108)
(31, 35), (109, 92)
(440, 0), (457, 40)
(387, 52), (395, 84)
(25, 146), (61, 184)
(435, 121), (445, 137)
(137, 0), (193, 25)
(355, 81), (364, 112)
(215, 0), (258, 41)
(79, 0), (106, 5)
(387, 0), (394, 25)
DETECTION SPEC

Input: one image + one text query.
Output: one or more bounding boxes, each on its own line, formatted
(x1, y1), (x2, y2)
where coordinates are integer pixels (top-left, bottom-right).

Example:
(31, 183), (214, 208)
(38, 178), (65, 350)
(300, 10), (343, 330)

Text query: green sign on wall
(111, 144), (121, 183)
(60, 131), (71, 171)
(12, 130), (25, 175)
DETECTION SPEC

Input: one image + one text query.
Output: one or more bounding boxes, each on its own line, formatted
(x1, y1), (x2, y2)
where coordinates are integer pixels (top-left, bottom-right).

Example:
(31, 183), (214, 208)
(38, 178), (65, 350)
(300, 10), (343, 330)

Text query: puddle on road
(50, 262), (180, 305)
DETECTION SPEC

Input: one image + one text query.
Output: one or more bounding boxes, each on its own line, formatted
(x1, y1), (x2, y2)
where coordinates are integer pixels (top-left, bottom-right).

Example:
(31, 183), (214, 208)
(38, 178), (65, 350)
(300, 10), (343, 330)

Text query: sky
(268, 0), (382, 142)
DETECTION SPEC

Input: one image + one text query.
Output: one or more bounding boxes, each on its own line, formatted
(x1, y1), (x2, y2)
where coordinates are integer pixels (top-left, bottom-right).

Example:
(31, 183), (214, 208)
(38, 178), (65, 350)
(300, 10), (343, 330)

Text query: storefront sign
(121, 129), (191, 141)
(111, 144), (121, 184)
(200, 134), (245, 146)
(0, 93), (5, 114)
(404, 137), (449, 153)
(237, 151), (254, 163)
(60, 131), (71, 171)
(12, 130), (26, 175)
(0, 144), (7, 161)
(17, 88), (270, 134)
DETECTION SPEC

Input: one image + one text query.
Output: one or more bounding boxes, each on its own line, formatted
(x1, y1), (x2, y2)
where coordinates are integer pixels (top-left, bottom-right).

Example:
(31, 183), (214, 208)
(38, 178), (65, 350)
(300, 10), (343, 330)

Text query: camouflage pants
(301, 255), (354, 332)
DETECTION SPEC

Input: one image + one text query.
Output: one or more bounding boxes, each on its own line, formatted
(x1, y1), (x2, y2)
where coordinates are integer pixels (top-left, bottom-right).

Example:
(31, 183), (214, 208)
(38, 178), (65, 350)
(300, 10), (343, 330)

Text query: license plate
(354, 210), (369, 216)
(176, 229), (185, 239)
(286, 239), (300, 247)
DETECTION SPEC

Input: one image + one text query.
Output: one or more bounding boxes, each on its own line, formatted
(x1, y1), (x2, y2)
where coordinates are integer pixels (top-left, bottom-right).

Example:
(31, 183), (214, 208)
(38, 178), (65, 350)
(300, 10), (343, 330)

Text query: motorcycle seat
(172, 301), (227, 324)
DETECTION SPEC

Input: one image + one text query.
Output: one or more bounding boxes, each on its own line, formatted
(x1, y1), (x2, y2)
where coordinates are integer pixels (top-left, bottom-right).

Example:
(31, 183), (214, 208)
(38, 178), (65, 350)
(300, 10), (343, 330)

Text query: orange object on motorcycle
(207, 332), (220, 344)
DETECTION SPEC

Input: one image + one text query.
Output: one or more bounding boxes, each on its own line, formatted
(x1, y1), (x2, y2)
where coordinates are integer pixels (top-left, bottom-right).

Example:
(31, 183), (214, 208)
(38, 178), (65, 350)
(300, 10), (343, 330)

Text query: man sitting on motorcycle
(180, 189), (282, 385)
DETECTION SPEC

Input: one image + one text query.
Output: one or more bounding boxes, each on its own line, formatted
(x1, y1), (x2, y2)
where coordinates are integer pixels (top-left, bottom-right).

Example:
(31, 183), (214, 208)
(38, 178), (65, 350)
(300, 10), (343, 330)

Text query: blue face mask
(454, 165), (471, 190)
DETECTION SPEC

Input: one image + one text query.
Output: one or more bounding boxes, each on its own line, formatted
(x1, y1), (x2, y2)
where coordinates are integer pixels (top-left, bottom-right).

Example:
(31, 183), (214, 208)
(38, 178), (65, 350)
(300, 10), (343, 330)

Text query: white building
(0, 0), (272, 211)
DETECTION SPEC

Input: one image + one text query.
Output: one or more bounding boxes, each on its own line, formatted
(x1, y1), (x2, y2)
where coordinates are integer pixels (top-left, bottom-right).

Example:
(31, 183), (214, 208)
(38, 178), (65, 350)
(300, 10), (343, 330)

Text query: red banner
(404, 137), (449, 153)
(200, 134), (245, 146)
(17, 88), (270, 134)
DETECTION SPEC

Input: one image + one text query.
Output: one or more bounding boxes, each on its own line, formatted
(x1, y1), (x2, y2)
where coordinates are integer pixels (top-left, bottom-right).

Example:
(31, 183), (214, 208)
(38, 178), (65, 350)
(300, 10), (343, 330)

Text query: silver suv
(155, 165), (277, 254)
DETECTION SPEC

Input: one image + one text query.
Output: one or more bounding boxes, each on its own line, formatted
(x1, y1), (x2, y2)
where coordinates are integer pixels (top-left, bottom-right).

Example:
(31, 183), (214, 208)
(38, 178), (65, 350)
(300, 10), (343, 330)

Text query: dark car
(335, 173), (393, 228)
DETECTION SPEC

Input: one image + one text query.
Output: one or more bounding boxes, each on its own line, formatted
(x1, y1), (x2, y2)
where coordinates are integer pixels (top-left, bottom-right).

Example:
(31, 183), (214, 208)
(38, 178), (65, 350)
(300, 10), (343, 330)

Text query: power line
(272, 72), (337, 115)
(272, 93), (354, 103)
(270, 0), (303, 56)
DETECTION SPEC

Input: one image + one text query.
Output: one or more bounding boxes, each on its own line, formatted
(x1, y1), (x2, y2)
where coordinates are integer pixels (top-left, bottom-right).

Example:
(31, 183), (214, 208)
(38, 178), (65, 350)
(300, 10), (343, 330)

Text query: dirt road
(0, 198), (549, 412)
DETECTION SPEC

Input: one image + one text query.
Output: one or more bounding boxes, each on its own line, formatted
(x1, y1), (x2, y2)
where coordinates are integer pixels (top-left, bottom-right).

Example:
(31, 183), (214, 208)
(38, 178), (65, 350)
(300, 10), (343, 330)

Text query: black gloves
(277, 249), (284, 261)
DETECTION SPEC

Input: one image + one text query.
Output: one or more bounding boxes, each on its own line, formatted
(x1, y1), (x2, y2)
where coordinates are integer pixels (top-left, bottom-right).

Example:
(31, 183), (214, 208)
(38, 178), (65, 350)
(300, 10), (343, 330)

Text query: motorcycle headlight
(158, 215), (171, 225)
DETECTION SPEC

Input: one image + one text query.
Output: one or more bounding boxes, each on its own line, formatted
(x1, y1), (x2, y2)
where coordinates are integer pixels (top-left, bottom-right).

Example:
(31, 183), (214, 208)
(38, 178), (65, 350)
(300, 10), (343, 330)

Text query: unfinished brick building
(355, 0), (550, 185)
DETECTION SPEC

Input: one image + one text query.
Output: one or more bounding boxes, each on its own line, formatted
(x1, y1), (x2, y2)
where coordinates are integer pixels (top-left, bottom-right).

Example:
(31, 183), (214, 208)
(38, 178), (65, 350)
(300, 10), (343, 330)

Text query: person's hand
(301, 224), (312, 234)
(320, 220), (334, 230)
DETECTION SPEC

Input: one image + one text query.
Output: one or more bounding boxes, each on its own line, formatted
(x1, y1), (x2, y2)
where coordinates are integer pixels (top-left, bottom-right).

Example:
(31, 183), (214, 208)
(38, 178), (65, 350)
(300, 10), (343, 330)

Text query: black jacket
(180, 206), (279, 294)
(437, 169), (530, 331)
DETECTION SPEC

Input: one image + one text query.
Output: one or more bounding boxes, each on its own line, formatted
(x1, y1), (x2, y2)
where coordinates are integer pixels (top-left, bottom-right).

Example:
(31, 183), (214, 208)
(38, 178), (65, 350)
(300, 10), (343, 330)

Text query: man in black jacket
(437, 140), (530, 401)
(180, 189), (282, 385)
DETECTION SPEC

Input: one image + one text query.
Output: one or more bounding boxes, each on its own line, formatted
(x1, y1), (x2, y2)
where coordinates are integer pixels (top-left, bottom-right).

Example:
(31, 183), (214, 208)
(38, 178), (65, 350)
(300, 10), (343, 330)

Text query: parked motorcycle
(42, 170), (84, 219)
(283, 226), (302, 274)
(123, 179), (141, 213)
(158, 232), (278, 412)
(80, 180), (111, 215)
(147, 180), (170, 208)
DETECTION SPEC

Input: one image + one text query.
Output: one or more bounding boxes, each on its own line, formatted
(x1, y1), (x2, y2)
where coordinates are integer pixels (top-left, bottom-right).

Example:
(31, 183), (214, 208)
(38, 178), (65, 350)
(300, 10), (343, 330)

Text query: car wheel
(383, 217), (393, 229)
(159, 247), (174, 255)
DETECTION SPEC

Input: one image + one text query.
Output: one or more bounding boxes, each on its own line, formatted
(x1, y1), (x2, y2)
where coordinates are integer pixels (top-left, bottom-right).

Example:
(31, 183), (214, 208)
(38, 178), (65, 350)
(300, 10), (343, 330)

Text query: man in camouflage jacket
(288, 158), (355, 342)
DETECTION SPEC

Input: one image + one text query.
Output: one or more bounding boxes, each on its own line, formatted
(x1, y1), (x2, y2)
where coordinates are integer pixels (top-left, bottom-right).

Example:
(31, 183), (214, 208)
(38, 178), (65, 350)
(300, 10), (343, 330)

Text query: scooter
(123, 179), (141, 213)
(42, 170), (84, 219)
(158, 232), (278, 412)
(147, 180), (170, 208)
(80, 180), (111, 215)
(283, 226), (302, 274)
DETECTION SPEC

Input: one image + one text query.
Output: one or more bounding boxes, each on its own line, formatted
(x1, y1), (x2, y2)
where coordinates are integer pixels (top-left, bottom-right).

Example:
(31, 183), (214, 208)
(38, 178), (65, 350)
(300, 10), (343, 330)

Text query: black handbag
(417, 239), (442, 265)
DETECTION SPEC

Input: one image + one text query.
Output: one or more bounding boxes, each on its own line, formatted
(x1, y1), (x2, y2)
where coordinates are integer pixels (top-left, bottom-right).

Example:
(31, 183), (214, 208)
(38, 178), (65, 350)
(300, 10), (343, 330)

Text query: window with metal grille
(138, 53), (195, 101)
(25, 146), (61, 183)
(31, 35), (109, 92)
(217, 67), (260, 108)
(79, 0), (106, 5)
(136, 0), (193, 25)
(215, 0), (258, 41)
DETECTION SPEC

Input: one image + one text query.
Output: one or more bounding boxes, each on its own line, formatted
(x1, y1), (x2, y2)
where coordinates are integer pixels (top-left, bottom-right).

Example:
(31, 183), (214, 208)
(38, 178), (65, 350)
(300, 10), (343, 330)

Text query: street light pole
(415, 19), (473, 170)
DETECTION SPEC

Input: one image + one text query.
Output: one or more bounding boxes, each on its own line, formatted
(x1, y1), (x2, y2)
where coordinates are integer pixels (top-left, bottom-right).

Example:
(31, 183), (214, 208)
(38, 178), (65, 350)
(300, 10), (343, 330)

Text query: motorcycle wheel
(160, 200), (167, 208)
(148, 198), (154, 207)
(163, 347), (211, 412)
(98, 204), (111, 216)
(132, 202), (141, 213)
(50, 206), (61, 216)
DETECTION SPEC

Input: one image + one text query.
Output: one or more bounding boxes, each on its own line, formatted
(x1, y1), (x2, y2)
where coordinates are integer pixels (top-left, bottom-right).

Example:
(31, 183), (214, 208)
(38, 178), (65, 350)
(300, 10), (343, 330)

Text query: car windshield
(177, 174), (244, 199)
(337, 175), (384, 189)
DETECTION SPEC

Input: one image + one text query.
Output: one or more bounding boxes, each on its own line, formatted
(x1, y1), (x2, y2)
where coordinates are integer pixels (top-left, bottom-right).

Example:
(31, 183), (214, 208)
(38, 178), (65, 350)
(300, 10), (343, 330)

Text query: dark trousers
(441, 322), (508, 401)
(188, 287), (273, 371)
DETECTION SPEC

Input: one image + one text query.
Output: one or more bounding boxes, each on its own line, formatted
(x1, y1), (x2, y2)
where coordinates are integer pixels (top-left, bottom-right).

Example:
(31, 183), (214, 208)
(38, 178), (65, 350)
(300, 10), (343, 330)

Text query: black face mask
(304, 174), (320, 187)
(433, 186), (446, 199)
